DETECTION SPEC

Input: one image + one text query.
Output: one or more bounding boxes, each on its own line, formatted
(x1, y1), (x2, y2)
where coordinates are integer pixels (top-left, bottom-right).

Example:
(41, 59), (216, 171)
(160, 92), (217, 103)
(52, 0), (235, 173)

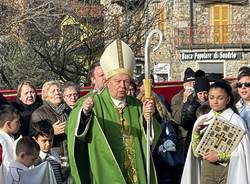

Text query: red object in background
(153, 81), (183, 103)
(0, 79), (236, 104)
(0, 81), (184, 104)
(0, 144), (2, 165)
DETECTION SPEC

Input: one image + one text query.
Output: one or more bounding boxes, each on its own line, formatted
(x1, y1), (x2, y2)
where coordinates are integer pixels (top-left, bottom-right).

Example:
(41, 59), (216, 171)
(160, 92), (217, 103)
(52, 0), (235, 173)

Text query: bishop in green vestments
(66, 40), (161, 184)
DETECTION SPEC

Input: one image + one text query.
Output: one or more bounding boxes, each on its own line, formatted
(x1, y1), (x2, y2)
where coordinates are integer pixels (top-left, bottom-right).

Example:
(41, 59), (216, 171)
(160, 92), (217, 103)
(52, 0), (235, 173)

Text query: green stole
(66, 88), (161, 184)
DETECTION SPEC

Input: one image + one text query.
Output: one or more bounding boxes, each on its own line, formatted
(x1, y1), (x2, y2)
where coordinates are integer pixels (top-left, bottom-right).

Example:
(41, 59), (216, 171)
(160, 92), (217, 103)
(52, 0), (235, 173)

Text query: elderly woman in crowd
(31, 81), (67, 156)
(62, 81), (80, 114)
(12, 81), (42, 136)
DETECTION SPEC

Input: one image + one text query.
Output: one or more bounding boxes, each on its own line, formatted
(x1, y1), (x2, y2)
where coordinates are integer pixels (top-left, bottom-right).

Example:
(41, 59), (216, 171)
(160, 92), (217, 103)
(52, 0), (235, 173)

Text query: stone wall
(150, 0), (250, 81)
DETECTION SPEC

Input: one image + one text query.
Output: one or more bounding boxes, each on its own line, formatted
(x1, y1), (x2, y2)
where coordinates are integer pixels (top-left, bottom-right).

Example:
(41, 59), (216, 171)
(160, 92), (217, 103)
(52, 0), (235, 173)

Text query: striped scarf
(46, 101), (67, 122)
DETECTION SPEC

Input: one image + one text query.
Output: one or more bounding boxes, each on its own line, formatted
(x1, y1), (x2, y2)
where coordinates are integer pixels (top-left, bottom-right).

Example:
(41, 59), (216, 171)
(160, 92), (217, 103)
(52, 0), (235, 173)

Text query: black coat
(181, 96), (200, 155)
(0, 93), (9, 106)
(12, 96), (42, 136)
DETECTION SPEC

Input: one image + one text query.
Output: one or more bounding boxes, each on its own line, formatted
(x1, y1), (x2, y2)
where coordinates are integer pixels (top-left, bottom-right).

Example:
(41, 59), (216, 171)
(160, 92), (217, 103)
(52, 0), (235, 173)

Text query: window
(198, 62), (224, 80)
(211, 4), (230, 44)
(135, 65), (142, 75)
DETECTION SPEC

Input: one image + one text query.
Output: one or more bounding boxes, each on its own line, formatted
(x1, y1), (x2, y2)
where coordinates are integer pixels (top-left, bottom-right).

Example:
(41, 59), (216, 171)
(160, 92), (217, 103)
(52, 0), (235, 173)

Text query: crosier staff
(144, 29), (163, 184)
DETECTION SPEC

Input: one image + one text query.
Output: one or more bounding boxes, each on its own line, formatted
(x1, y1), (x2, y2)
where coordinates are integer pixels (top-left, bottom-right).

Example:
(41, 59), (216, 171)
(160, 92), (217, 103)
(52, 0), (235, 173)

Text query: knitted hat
(100, 40), (135, 79)
(183, 67), (195, 83)
(194, 76), (210, 93)
(195, 69), (205, 78)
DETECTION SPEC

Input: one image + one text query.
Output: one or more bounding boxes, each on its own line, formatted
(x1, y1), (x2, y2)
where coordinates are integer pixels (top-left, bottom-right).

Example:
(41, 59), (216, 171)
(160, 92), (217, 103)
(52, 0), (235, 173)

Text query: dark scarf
(15, 96), (42, 111)
(46, 101), (68, 122)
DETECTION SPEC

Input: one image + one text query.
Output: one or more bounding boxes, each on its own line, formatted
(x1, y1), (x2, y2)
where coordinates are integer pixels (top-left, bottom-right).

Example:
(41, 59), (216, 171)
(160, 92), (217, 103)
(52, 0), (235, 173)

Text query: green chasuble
(66, 88), (161, 184)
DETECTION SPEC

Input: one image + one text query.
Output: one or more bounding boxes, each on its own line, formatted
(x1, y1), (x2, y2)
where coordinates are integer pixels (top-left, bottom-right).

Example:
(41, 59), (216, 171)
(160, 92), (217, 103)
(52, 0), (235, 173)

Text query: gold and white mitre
(100, 40), (135, 79)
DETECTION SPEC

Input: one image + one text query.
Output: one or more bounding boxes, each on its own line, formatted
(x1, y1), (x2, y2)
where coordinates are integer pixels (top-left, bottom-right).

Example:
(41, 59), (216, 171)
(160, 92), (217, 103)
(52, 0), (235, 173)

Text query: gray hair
(62, 81), (80, 95)
(41, 81), (61, 101)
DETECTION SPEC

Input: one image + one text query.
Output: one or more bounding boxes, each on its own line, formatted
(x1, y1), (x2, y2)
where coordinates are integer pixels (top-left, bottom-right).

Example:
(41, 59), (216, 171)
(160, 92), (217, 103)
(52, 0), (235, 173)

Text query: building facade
(3, 0), (249, 82)
(150, 0), (250, 81)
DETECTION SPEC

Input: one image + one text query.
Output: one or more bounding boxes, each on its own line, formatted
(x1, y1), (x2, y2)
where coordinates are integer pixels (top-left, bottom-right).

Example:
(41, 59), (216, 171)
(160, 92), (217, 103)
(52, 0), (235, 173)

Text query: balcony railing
(194, 0), (248, 5)
(174, 24), (250, 49)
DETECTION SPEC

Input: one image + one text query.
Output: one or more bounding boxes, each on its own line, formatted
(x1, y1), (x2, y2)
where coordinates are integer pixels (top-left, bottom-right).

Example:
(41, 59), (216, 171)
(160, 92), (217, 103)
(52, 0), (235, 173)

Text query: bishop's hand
(82, 97), (94, 115)
(143, 99), (155, 120)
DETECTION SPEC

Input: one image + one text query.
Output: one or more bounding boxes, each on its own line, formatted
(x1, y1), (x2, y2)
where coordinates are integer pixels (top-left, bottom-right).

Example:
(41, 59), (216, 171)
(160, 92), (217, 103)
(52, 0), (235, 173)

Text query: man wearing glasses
(236, 68), (250, 131)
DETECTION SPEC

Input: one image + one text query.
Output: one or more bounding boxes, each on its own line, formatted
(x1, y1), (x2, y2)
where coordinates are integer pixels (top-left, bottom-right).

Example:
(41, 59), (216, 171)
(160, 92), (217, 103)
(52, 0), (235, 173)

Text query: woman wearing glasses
(236, 68), (250, 131)
(62, 81), (80, 113)
(12, 81), (42, 136)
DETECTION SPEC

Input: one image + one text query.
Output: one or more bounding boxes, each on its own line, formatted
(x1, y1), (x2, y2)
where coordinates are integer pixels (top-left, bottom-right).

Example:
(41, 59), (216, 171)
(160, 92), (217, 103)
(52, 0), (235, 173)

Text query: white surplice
(6, 160), (29, 184)
(6, 160), (57, 184)
(181, 108), (250, 184)
(0, 130), (16, 168)
(0, 163), (7, 184)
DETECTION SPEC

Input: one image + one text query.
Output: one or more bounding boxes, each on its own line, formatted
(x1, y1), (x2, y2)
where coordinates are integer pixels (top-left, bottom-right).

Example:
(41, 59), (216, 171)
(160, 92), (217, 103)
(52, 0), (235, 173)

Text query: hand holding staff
(144, 29), (163, 184)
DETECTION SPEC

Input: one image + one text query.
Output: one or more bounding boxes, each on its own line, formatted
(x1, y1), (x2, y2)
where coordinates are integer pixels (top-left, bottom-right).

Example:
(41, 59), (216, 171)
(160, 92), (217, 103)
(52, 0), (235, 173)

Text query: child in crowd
(31, 120), (69, 184)
(181, 79), (250, 184)
(195, 103), (211, 119)
(0, 105), (20, 167)
(6, 136), (40, 184)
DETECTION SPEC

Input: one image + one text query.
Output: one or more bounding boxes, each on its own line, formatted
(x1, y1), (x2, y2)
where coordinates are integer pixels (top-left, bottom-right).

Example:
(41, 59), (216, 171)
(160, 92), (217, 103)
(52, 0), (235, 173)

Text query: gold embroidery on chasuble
(116, 106), (138, 184)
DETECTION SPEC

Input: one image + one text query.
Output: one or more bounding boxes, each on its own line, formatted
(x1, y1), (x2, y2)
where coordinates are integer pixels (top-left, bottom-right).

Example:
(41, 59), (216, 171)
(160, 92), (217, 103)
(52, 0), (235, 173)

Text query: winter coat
(12, 96), (42, 136)
(31, 101), (68, 156)
(171, 89), (187, 148)
(181, 96), (200, 155)
(0, 93), (9, 105)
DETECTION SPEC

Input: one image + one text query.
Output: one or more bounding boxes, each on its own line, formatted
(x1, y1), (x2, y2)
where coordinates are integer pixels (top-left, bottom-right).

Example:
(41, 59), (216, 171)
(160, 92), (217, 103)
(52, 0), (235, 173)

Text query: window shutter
(211, 5), (230, 44)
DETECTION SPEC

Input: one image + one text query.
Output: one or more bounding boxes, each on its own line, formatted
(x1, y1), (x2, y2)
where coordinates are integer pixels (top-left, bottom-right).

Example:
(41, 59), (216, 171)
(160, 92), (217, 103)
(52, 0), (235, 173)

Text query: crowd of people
(0, 39), (250, 184)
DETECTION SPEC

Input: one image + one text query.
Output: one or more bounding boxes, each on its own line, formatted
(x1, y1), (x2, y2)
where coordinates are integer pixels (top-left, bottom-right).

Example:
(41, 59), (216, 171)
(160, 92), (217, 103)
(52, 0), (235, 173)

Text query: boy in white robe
(6, 136), (40, 184)
(0, 105), (20, 168)
(0, 143), (7, 184)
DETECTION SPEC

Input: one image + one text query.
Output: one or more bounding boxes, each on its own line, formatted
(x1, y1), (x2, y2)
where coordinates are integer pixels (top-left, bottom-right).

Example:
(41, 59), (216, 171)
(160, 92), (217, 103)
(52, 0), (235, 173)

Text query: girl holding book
(181, 79), (250, 184)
